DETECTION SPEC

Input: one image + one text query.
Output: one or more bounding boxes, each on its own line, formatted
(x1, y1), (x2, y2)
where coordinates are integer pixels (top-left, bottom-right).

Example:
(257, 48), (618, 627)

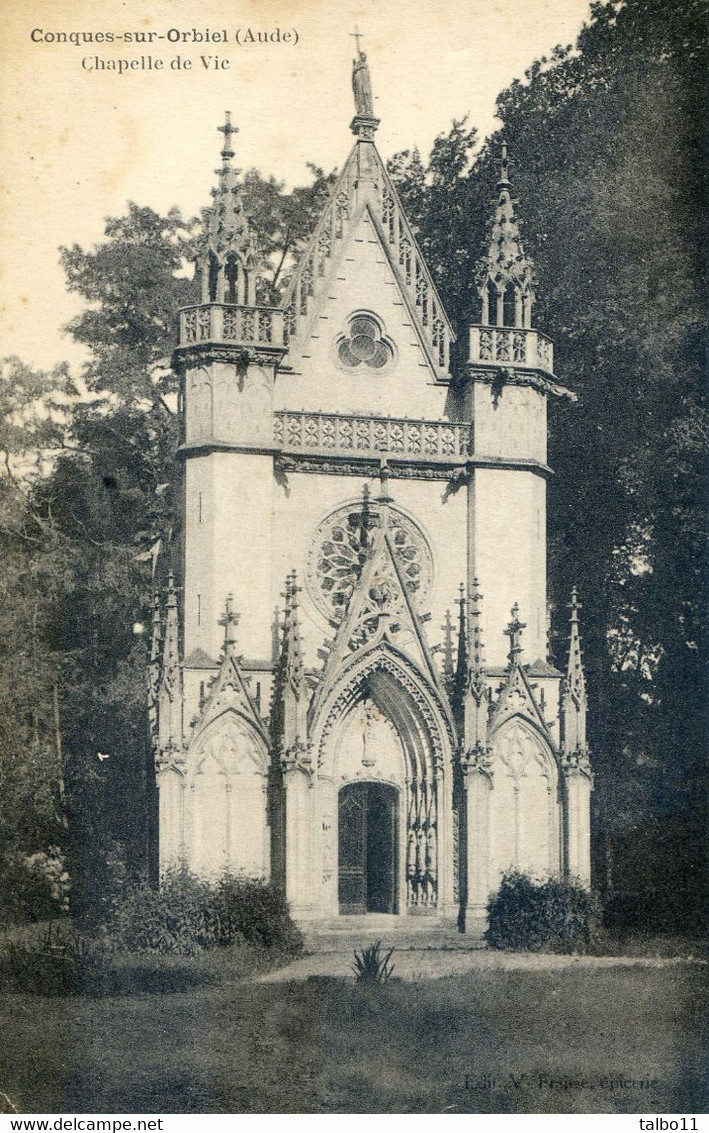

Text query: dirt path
(256, 947), (703, 982)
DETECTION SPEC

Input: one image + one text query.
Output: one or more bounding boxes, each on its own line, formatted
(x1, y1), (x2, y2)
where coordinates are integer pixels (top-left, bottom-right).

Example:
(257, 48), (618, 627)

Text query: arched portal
(311, 645), (455, 919)
(338, 781), (399, 914)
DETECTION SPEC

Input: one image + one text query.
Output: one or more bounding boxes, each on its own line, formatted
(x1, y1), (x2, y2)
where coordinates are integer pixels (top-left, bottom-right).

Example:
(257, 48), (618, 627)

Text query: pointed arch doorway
(338, 782), (399, 915)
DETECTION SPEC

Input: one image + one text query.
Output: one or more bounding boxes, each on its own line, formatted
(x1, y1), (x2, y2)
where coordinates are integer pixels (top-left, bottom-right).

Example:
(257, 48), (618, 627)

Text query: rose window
(307, 502), (433, 621)
(337, 314), (394, 371)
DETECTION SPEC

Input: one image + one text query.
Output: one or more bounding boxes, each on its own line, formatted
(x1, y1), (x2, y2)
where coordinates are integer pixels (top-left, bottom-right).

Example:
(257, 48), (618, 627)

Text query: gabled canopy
(309, 479), (450, 729)
(281, 114), (455, 379)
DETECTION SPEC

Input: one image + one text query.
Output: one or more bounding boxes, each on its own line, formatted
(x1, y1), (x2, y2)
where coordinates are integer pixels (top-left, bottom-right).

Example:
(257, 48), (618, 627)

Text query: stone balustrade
(179, 303), (285, 349)
(274, 411), (470, 461)
(468, 325), (554, 375)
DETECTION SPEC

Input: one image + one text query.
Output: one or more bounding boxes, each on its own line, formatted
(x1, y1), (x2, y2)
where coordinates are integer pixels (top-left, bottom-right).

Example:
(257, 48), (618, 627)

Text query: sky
(1, 0), (594, 371)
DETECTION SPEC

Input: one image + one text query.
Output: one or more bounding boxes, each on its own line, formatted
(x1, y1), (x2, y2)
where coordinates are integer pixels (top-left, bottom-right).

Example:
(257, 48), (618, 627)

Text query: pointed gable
(310, 490), (449, 725)
(489, 604), (553, 743)
(190, 598), (269, 750)
(489, 663), (549, 737)
(281, 137), (454, 381)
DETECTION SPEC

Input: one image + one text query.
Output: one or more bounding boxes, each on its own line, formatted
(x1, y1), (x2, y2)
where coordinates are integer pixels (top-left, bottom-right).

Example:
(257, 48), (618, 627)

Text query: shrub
(0, 925), (219, 996)
(108, 869), (303, 956)
(352, 940), (395, 983)
(109, 867), (212, 956)
(0, 925), (107, 996)
(208, 876), (303, 953)
(70, 839), (129, 932)
(485, 871), (601, 953)
(0, 848), (71, 925)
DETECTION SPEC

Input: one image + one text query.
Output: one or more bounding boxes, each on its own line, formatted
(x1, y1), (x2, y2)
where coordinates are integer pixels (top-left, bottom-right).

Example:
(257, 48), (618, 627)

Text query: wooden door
(338, 783), (367, 914)
(338, 782), (398, 915)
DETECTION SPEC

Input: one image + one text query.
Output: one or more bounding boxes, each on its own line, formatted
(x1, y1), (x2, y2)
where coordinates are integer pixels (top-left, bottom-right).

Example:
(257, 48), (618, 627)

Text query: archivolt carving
(406, 776), (438, 908)
(314, 645), (453, 772)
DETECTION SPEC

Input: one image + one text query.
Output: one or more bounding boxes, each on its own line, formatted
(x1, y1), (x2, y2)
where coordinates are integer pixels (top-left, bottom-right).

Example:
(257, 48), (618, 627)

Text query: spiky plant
(352, 939), (395, 984)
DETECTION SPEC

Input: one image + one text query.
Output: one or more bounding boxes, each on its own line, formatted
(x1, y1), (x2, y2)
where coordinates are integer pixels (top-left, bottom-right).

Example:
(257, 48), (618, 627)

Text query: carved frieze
(274, 410), (470, 461)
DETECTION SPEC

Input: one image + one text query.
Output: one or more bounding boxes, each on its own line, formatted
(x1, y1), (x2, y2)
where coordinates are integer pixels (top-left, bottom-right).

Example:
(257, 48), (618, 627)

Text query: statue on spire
(351, 32), (374, 117)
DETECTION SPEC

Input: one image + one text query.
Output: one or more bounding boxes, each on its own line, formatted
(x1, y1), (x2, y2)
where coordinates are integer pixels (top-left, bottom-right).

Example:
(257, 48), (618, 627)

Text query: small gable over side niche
(181, 596), (271, 881)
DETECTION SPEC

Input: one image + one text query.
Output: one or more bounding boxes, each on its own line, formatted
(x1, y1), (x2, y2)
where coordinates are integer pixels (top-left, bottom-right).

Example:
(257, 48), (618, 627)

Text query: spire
(273, 570), (310, 771)
(162, 572), (180, 687)
(560, 587), (590, 770)
(200, 113), (261, 304)
(149, 589), (162, 677)
(281, 571), (305, 696)
(476, 142), (536, 328)
(504, 602), (526, 669)
(458, 581), (492, 775)
(350, 30), (379, 137)
(157, 572), (183, 751)
(148, 590), (162, 749)
(452, 584), (468, 726)
(441, 608), (455, 690)
(565, 587), (587, 708)
(468, 578), (487, 703)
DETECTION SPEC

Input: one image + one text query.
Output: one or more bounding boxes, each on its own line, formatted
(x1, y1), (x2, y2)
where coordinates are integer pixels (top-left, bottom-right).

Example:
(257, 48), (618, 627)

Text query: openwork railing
(179, 304), (284, 349)
(274, 411), (470, 460)
(468, 325), (554, 375)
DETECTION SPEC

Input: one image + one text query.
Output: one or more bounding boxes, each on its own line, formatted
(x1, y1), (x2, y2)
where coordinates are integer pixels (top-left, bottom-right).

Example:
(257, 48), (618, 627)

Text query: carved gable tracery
(188, 709), (269, 783)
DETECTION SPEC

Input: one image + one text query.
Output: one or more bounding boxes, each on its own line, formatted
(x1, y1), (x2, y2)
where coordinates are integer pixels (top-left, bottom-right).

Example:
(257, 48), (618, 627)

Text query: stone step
(300, 914), (485, 953)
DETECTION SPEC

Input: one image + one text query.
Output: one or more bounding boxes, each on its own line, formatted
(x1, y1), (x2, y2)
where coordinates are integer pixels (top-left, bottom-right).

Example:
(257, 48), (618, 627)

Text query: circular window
(336, 313), (394, 372)
(307, 501), (433, 622)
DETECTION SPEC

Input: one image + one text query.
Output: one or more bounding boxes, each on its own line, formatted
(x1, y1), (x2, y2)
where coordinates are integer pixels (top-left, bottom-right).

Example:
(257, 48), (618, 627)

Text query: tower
(151, 52), (592, 932)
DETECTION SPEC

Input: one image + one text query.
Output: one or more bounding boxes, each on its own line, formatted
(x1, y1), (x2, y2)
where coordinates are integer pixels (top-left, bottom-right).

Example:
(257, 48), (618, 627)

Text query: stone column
(563, 753), (593, 886)
(157, 756), (186, 874)
(462, 745), (494, 936)
(435, 764), (457, 922)
(282, 755), (316, 920)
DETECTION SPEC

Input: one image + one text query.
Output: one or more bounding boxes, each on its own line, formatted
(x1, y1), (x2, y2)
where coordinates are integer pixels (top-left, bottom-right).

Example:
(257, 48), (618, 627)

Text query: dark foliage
(206, 875), (304, 952)
(1, 926), (108, 997)
(108, 869), (303, 957)
(0, 925), (217, 997)
(0, 850), (70, 926)
(485, 872), (602, 953)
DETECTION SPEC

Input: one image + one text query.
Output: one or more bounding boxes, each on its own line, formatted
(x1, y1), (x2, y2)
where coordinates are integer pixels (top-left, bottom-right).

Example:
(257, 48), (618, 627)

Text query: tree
(388, 0), (707, 926)
(0, 164), (338, 917)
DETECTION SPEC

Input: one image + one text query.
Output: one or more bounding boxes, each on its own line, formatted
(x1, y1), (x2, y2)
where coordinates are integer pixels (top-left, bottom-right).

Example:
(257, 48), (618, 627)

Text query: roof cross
(217, 111), (238, 161)
(218, 593), (240, 647)
(349, 25), (364, 55)
(504, 602), (526, 667)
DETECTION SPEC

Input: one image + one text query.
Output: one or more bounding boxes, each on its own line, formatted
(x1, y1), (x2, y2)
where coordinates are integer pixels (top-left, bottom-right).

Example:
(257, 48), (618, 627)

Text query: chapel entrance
(338, 782), (398, 915)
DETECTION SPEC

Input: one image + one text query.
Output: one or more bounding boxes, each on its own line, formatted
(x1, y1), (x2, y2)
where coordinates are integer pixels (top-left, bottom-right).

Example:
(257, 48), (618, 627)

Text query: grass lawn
(1, 957), (706, 1114)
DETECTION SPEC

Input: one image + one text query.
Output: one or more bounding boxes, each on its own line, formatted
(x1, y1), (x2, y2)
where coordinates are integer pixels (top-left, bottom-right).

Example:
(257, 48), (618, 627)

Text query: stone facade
(149, 62), (593, 933)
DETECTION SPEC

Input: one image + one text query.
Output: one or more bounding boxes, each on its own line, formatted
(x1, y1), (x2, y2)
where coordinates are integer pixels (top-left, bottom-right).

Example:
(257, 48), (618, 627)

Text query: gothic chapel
(150, 52), (593, 934)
